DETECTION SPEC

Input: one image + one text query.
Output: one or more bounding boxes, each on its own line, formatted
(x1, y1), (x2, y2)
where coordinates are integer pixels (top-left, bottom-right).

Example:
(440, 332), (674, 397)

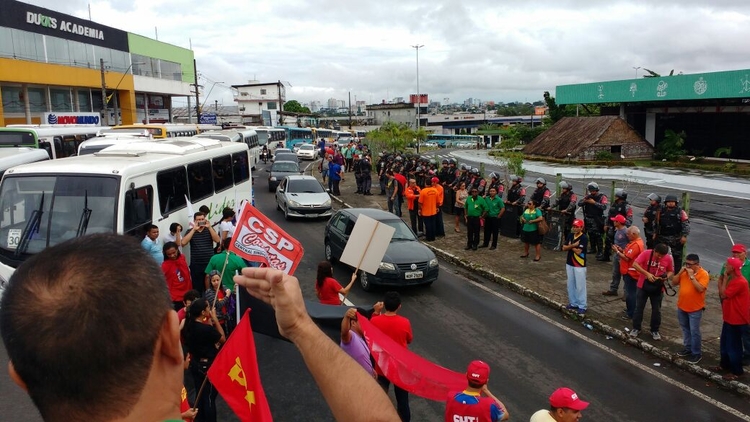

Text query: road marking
(458, 274), (750, 421)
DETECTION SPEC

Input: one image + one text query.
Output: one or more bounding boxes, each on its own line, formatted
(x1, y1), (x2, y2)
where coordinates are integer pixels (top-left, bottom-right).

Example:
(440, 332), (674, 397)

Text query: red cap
(727, 257), (744, 271)
(572, 219), (584, 228)
(466, 360), (490, 385)
(610, 214), (626, 224)
(731, 244), (747, 254)
(549, 387), (589, 411)
(432, 177), (440, 184)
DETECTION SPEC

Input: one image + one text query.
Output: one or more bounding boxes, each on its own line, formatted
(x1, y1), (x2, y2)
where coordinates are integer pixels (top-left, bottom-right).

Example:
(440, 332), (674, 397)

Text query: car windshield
(272, 162), (299, 172)
(276, 153), (297, 160)
(288, 179), (325, 193)
(274, 149), (291, 156)
(299, 145), (315, 151)
(381, 219), (417, 241)
(0, 175), (118, 262)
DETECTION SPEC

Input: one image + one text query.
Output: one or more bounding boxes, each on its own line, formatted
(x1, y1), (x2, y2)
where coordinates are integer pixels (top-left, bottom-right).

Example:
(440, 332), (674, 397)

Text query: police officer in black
(552, 181), (577, 240)
(600, 188), (633, 261)
(530, 177), (551, 210)
(642, 193), (661, 249)
(440, 159), (456, 215)
(506, 175), (526, 237)
(486, 172), (504, 198)
(655, 193), (690, 269)
(577, 182), (608, 258)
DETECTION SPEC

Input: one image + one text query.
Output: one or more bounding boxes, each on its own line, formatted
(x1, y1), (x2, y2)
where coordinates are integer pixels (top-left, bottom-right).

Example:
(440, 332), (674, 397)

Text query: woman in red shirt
(162, 241), (192, 311)
(315, 261), (357, 305)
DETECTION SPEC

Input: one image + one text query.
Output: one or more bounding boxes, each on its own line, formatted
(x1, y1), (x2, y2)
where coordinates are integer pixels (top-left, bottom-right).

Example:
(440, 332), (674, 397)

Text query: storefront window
(50, 88), (72, 112)
(77, 90), (92, 112)
(11, 30), (44, 62)
(27, 87), (48, 113)
(1, 85), (24, 113)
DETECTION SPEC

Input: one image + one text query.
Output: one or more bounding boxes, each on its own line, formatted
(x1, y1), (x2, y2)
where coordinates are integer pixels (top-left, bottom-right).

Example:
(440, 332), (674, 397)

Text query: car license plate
(405, 271), (423, 280)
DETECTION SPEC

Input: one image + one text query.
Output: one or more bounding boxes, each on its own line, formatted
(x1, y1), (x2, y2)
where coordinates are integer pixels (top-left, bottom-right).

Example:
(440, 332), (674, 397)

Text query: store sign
(0, 0), (128, 51)
(44, 112), (101, 126)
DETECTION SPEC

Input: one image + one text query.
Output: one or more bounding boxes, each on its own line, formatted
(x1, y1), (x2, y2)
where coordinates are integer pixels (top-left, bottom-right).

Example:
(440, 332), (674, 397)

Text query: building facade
(0, 0), (193, 126)
(232, 81), (285, 126)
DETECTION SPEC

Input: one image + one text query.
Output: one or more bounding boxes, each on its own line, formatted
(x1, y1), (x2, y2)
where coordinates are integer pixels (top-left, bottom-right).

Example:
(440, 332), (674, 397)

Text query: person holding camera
(670, 253), (710, 364)
(182, 211), (220, 295)
(629, 243), (675, 341)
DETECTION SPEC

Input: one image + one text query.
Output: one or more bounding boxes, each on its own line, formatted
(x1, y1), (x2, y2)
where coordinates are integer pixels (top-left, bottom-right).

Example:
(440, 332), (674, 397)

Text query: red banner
(228, 205), (304, 275)
(357, 312), (466, 401)
(207, 310), (273, 422)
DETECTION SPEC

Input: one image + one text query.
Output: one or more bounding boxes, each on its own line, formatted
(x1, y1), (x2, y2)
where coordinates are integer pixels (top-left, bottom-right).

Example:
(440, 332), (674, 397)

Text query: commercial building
(0, 0), (194, 127)
(231, 80), (285, 126)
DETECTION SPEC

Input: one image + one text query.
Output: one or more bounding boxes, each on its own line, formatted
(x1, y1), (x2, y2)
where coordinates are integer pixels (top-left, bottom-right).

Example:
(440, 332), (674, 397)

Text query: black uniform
(578, 192), (608, 256)
(506, 183), (526, 237)
(553, 190), (577, 239)
(655, 205), (690, 269)
(643, 204), (659, 249)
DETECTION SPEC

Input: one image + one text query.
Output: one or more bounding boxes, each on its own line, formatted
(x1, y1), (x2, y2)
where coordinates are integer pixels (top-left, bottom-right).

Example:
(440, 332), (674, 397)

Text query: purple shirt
(340, 331), (373, 375)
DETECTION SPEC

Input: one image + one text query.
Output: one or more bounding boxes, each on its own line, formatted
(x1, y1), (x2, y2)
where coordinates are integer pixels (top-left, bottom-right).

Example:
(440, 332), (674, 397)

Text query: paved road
(2, 158), (750, 421)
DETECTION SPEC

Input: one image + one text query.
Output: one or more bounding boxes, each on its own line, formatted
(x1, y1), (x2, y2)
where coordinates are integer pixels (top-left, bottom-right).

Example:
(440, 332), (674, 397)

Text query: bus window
(232, 152), (249, 184)
(212, 155), (233, 192)
(157, 167), (189, 215)
(188, 160), (214, 201)
(40, 142), (53, 159)
(124, 186), (153, 236)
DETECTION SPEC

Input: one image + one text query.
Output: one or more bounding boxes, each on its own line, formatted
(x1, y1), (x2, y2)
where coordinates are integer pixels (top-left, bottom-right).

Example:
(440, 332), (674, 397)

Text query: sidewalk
(312, 167), (750, 397)
(452, 150), (750, 200)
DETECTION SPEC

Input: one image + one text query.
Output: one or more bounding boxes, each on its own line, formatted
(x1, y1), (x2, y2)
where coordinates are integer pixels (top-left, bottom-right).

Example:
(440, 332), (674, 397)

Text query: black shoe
(465, 246), (472, 250)
(472, 246), (478, 251)
(478, 244), (487, 248)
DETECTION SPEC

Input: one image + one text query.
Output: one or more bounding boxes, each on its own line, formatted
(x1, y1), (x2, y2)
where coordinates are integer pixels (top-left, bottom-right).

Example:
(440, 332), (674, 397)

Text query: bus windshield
(0, 175), (118, 263)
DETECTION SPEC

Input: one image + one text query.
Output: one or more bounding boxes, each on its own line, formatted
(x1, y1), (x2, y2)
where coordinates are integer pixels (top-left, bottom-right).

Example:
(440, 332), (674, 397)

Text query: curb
(325, 189), (750, 397)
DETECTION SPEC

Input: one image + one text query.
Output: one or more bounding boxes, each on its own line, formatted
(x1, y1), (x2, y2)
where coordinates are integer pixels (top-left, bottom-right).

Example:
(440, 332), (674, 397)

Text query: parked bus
(77, 130), (154, 156)
(197, 127), (260, 168)
(0, 125), (103, 159)
(0, 137), (252, 281)
(110, 124), (202, 139)
(0, 148), (49, 179)
(427, 133), (482, 148)
(312, 128), (333, 141)
(278, 126), (313, 150)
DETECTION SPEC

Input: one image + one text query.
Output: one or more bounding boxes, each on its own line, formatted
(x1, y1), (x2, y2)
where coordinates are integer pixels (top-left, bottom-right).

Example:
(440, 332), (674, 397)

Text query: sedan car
(324, 208), (439, 291)
(273, 152), (299, 164)
(275, 175), (332, 220)
(296, 143), (318, 160)
(267, 160), (301, 192)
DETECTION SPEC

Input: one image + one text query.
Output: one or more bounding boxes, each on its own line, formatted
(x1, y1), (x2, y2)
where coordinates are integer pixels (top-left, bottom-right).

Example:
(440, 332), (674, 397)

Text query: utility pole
(100, 58), (109, 126)
(193, 59), (200, 123)
(348, 91), (352, 130)
(215, 100), (218, 111)
(278, 80), (284, 126)
(411, 44), (424, 153)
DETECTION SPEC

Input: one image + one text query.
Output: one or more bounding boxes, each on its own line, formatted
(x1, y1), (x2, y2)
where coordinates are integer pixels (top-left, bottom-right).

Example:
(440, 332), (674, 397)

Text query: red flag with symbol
(207, 310), (273, 421)
(228, 204), (304, 275)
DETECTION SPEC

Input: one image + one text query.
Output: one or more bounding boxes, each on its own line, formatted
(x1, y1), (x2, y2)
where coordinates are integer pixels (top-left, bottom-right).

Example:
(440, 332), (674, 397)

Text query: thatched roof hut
(523, 116), (654, 160)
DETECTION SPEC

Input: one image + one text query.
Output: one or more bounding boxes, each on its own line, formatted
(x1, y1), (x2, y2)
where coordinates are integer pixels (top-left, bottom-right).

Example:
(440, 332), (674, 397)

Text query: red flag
(207, 310), (273, 421)
(180, 386), (193, 422)
(228, 204), (304, 275)
(357, 312), (466, 401)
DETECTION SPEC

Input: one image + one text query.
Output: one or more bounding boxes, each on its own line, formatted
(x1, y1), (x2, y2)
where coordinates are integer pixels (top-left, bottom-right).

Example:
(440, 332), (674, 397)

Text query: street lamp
(633, 66), (641, 79)
(412, 44), (423, 153)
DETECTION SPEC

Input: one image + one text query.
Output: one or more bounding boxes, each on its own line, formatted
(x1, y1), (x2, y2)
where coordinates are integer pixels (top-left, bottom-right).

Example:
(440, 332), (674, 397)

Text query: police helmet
(646, 193), (661, 203)
(615, 188), (628, 201)
(489, 172), (499, 179)
(460, 164), (468, 171)
(395, 156), (403, 162)
(511, 175), (522, 183)
(415, 166), (423, 173)
(448, 158), (457, 165)
(587, 182), (599, 191)
(470, 168), (480, 175)
(664, 194), (678, 203)
(559, 181), (571, 190)
(442, 159), (449, 165)
(536, 177), (546, 185)
(429, 159), (437, 166)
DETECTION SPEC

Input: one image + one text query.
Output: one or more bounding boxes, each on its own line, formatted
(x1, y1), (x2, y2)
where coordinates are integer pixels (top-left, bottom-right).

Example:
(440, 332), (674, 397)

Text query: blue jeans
(633, 288), (663, 332)
(743, 325), (750, 359)
(378, 376), (410, 422)
(609, 255), (622, 292)
(566, 264), (587, 310)
(720, 323), (746, 375)
(677, 308), (703, 355)
(623, 274), (637, 318)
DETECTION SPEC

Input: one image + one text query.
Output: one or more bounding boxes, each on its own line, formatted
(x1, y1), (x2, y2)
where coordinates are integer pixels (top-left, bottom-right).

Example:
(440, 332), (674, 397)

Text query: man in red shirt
(614, 226), (644, 321)
(444, 360), (509, 422)
(371, 291), (413, 421)
(718, 257), (750, 380)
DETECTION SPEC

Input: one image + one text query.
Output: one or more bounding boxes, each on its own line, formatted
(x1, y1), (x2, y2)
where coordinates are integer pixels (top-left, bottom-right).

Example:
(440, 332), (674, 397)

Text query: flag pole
(725, 225), (735, 245)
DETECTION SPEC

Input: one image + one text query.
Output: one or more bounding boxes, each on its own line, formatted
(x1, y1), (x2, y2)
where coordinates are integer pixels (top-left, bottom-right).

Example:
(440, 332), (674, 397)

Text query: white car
(296, 143), (318, 160)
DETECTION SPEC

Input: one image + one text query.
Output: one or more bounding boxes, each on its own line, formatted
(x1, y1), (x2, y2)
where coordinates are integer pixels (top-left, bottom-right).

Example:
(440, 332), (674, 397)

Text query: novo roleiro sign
(0, 0), (129, 51)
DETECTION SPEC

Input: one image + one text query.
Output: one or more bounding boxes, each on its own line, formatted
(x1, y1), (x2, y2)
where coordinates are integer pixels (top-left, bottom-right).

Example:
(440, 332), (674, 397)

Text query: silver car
(275, 175), (332, 220)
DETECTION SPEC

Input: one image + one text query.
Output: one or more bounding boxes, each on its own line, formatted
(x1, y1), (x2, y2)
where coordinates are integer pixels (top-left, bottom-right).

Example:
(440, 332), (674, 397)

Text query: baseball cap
(610, 215), (626, 224)
(432, 177), (440, 184)
(727, 257), (743, 271)
(731, 244), (747, 254)
(549, 387), (589, 411)
(572, 219), (584, 228)
(466, 360), (490, 384)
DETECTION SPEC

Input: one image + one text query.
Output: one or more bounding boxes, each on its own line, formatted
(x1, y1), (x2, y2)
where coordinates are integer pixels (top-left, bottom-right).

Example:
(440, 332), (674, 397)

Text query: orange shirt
(621, 238), (644, 278)
(434, 183), (444, 207)
(676, 267), (710, 312)
(405, 185), (421, 211)
(419, 187), (439, 216)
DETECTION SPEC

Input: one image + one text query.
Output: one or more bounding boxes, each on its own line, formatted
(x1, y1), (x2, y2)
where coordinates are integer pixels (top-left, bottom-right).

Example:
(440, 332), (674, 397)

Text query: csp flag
(228, 205), (304, 275)
(357, 312), (466, 401)
(207, 310), (273, 422)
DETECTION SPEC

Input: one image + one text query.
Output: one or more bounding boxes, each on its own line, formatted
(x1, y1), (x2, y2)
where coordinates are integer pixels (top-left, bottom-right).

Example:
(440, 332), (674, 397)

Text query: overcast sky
(25, 0), (750, 108)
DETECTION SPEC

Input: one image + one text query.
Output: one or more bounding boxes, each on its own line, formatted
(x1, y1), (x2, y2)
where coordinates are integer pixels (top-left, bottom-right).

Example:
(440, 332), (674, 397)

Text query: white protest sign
(340, 214), (395, 275)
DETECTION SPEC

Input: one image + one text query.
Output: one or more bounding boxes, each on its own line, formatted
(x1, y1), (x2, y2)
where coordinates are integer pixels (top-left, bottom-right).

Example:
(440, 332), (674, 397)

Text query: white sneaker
(651, 331), (662, 341)
(629, 329), (640, 338)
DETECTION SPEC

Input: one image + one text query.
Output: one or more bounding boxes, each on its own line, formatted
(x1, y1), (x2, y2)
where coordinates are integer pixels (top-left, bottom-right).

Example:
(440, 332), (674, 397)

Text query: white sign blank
(340, 214), (395, 275)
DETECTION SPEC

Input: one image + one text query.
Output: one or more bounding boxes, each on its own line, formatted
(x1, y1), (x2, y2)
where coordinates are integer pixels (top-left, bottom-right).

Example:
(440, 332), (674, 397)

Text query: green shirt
(205, 251), (247, 289)
(485, 196), (505, 217)
(465, 196), (487, 217)
(522, 208), (543, 232)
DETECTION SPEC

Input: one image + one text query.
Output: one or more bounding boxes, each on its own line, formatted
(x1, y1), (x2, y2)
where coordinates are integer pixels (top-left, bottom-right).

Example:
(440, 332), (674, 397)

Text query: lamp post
(102, 60), (145, 126)
(412, 44), (423, 153)
(633, 66), (641, 79)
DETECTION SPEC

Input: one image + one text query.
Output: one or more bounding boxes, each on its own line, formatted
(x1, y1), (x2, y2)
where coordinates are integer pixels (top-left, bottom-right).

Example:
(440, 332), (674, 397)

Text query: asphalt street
(1, 157), (750, 421)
